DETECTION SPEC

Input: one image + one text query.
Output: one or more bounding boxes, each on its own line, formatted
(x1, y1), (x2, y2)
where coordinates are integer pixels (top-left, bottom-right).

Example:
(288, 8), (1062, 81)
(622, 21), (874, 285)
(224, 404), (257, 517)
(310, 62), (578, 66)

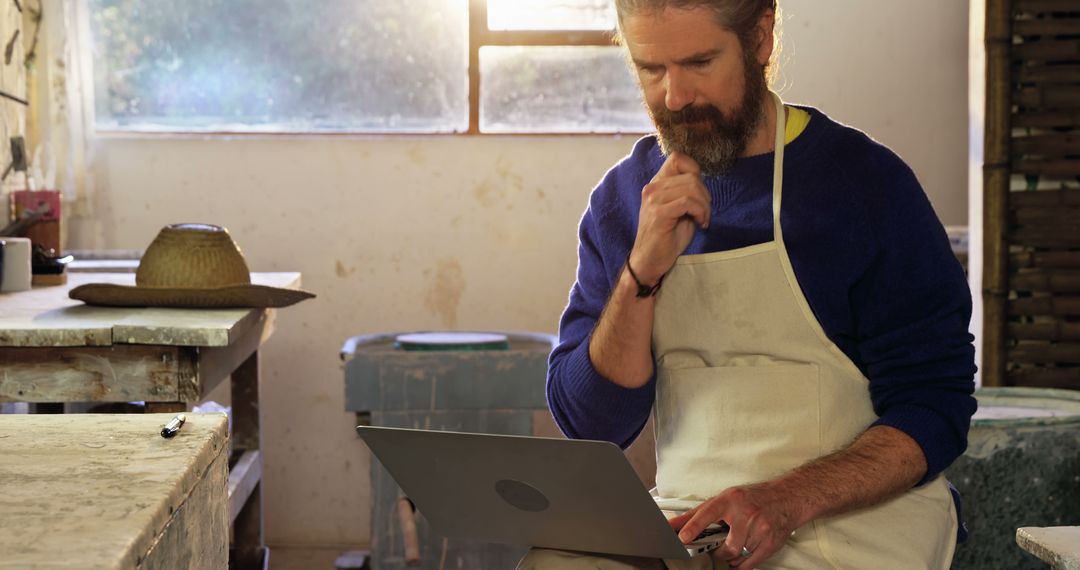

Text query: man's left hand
(666, 426), (929, 568)
(668, 482), (806, 569)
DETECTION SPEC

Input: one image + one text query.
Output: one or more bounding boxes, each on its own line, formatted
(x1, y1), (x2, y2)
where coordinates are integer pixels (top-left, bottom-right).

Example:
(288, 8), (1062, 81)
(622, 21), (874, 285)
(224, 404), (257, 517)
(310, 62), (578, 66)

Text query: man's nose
(664, 68), (694, 111)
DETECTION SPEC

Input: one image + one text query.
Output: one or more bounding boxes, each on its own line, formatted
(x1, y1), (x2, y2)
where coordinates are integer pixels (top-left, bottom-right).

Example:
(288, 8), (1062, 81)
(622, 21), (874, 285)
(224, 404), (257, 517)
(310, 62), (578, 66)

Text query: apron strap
(770, 91), (786, 244)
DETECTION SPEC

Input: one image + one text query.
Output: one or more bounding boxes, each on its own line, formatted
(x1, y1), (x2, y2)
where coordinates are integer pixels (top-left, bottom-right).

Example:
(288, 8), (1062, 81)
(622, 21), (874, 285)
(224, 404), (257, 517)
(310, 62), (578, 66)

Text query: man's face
(621, 6), (769, 175)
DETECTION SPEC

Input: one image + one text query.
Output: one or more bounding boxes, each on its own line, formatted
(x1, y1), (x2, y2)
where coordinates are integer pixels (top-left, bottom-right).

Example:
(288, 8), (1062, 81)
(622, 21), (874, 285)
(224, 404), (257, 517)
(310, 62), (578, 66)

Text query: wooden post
(398, 497), (421, 566)
(146, 402), (187, 414)
(232, 483), (263, 570)
(982, 0), (1013, 387)
(230, 349), (263, 567)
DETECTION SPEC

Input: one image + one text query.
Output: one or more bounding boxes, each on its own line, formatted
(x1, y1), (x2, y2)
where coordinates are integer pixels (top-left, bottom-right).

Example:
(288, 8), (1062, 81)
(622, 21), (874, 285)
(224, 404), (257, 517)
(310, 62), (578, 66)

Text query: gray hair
(613, 0), (781, 82)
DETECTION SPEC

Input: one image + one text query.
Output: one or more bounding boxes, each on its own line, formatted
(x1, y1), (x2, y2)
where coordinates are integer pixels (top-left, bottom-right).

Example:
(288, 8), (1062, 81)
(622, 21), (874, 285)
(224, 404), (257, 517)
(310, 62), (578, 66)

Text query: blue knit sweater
(547, 105), (977, 488)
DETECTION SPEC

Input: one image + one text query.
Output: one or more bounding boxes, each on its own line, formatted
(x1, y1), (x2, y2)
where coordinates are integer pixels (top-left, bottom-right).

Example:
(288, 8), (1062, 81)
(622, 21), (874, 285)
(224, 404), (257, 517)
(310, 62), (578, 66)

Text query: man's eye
(687, 59), (711, 68)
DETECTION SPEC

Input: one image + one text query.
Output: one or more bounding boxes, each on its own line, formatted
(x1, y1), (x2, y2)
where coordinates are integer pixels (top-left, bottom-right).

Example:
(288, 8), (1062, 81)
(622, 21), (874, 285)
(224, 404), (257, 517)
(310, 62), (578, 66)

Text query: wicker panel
(984, 0), (1080, 389)
(1011, 251), (1080, 268)
(1008, 367), (1080, 388)
(1016, 64), (1080, 83)
(1010, 208), (1080, 225)
(1012, 39), (1080, 61)
(1015, 19), (1080, 35)
(1012, 134), (1079, 157)
(1010, 270), (1080, 293)
(1009, 342), (1080, 364)
(1013, 110), (1080, 128)
(1008, 321), (1080, 340)
(1016, 0), (1079, 12)
(1008, 296), (1080, 316)
(1014, 86), (1080, 108)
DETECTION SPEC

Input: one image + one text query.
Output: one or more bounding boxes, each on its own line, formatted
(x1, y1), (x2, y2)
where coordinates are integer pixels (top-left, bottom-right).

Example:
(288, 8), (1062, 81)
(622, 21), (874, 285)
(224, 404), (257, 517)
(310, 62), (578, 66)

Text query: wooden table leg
(232, 349), (261, 452)
(231, 349), (264, 567)
(233, 482), (264, 569)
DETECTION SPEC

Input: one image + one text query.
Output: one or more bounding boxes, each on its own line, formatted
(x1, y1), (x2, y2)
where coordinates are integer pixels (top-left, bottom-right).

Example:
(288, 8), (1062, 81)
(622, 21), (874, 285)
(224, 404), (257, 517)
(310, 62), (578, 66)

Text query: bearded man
(524, 1), (977, 568)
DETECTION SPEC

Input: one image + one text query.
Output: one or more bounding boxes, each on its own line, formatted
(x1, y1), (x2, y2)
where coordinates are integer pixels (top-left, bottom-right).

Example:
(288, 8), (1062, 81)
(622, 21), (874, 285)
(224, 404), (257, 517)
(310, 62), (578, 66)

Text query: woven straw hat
(69, 223), (315, 308)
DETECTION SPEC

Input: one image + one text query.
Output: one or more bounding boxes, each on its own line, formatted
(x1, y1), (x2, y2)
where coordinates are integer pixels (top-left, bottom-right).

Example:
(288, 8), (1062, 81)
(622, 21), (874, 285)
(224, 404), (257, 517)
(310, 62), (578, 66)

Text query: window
(88, 0), (651, 134)
(476, 1), (652, 134)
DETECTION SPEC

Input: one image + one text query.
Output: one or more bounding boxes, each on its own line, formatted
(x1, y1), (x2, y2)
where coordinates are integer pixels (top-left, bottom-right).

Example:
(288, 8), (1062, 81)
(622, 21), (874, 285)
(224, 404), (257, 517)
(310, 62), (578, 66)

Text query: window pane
(89, 0), (468, 132)
(480, 46), (651, 134)
(487, 0), (616, 31)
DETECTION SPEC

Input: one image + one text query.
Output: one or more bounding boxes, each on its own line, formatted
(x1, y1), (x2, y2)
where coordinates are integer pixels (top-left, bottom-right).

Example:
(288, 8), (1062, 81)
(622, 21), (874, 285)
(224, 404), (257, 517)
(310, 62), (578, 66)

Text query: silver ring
(740, 546), (753, 558)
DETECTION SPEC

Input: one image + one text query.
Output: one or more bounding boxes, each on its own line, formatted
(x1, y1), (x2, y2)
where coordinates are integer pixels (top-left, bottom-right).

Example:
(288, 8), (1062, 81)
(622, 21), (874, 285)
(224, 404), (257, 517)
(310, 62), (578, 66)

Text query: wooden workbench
(0, 272), (302, 568)
(0, 413), (229, 568)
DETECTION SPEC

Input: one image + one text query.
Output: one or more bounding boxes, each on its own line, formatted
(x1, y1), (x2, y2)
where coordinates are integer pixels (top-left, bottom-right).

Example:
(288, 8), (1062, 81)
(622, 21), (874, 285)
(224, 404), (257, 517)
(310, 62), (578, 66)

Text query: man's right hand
(588, 151), (711, 388)
(629, 151), (711, 284)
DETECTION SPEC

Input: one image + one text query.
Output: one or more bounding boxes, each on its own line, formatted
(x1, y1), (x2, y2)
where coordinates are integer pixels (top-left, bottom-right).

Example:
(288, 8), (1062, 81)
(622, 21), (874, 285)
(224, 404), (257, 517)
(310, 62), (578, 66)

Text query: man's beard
(649, 57), (769, 176)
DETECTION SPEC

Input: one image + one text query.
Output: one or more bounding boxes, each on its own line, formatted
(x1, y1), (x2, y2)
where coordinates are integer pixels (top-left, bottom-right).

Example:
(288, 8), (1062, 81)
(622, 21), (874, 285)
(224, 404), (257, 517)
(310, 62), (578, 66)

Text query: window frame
(467, 0), (634, 135)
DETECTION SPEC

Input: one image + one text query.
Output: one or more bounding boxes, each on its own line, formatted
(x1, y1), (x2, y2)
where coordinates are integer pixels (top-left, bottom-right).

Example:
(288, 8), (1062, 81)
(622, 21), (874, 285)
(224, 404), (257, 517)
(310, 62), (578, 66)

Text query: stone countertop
(0, 272), (301, 347)
(1017, 527), (1080, 570)
(0, 413), (228, 568)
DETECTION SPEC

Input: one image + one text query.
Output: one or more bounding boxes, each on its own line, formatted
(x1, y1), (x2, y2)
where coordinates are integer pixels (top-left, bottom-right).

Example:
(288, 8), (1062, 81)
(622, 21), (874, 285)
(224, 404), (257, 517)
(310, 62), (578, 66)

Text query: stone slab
(947, 388), (1080, 570)
(142, 450), (229, 569)
(1017, 527), (1080, 570)
(0, 272), (299, 347)
(0, 413), (229, 569)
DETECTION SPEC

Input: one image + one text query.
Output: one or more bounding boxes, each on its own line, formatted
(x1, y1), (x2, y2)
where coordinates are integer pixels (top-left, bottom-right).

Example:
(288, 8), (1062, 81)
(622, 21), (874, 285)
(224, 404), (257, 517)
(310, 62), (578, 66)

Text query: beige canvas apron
(653, 92), (958, 570)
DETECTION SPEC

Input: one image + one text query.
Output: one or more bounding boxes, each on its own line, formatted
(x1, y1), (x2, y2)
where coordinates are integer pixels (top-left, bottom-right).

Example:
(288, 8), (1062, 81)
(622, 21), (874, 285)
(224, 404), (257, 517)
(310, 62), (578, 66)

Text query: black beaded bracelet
(625, 254), (665, 298)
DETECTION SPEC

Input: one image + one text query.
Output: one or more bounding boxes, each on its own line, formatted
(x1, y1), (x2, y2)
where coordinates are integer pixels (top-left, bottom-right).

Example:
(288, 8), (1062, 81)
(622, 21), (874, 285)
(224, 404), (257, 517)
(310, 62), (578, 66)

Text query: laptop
(356, 425), (726, 560)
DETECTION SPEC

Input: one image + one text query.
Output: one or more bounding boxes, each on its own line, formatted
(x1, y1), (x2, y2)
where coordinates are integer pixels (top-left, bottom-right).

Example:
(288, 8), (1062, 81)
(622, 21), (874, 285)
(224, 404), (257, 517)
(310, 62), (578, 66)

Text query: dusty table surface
(0, 413), (229, 568)
(0, 272), (300, 347)
(1017, 527), (1080, 570)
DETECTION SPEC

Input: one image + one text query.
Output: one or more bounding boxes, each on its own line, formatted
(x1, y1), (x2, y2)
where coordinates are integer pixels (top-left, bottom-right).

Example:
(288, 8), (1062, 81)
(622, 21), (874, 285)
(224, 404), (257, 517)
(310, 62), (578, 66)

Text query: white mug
(0, 237), (32, 293)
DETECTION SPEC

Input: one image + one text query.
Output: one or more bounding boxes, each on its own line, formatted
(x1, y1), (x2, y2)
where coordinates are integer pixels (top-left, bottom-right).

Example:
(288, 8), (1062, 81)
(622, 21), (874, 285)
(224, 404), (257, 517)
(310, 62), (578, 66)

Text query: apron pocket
(654, 363), (821, 501)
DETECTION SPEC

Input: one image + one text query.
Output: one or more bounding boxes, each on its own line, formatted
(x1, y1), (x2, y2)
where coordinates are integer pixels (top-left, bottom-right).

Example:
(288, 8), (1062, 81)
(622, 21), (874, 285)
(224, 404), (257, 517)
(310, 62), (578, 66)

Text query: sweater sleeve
(848, 149), (977, 485)
(546, 189), (656, 449)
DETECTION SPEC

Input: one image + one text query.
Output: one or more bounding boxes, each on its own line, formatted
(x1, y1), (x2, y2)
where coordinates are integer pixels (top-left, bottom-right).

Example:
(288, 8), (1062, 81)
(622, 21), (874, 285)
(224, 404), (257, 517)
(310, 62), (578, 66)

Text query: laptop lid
(357, 426), (701, 560)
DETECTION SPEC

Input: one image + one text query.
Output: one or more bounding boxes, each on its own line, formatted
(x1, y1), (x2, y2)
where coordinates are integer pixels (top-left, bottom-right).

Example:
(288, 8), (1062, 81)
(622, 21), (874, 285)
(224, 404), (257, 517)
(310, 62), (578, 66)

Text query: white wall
(67, 0), (970, 548)
(778, 0), (969, 223)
